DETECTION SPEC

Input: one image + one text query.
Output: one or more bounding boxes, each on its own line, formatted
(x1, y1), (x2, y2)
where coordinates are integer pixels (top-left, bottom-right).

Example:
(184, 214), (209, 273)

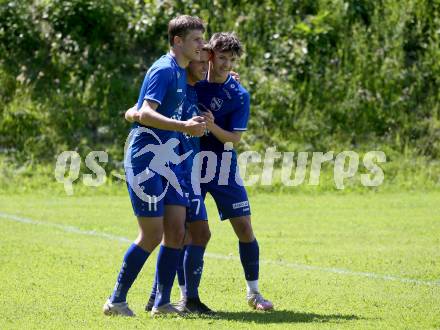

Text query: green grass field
(0, 191), (439, 329)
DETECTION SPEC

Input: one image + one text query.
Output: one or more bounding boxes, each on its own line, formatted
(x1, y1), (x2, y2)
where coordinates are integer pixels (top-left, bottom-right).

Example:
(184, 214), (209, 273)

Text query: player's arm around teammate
(142, 49), (215, 314)
(196, 33), (274, 311)
(125, 99), (206, 137)
(201, 37), (256, 244)
(104, 15), (206, 317)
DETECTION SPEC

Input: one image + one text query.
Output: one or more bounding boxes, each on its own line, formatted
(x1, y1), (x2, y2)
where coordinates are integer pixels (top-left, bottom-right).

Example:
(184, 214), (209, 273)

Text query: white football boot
(103, 299), (135, 317)
(151, 303), (185, 317)
(247, 293), (274, 311)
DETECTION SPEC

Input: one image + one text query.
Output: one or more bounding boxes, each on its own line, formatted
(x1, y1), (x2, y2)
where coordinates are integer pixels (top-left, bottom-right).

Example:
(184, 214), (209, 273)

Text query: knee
(135, 217), (164, 252)
(189, 222), (211, 247)
(163, 226), (186, 248)
(136, 231), (162, 252)
(238, 224), (253, 241)
(192, 227), (211, 246)
(150, 231), (163, 248)
(233, 218), (255, 242)
(175, 226), (186, 244)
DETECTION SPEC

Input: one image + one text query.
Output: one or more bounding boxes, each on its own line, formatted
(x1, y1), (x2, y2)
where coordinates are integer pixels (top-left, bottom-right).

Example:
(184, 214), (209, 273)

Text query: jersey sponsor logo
(210, 97), (223, 111)
(177, 88), (183, 93)
(232, 201), (249, 209)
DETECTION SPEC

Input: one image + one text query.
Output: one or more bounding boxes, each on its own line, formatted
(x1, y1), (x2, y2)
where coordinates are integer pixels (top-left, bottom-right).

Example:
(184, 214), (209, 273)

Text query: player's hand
(201, 111), (215, 129)
(230, 70), (240, 83)
(125, 104), (138, 123)
(183, 116), (206, 137)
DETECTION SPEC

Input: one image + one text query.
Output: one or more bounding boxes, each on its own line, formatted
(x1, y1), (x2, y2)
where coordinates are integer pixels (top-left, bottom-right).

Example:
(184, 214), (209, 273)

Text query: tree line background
(1, 0), (439, 172)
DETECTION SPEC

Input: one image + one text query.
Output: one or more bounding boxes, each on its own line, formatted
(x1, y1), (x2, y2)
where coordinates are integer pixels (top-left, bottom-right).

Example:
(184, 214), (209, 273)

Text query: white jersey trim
(223, 75), (233, 85)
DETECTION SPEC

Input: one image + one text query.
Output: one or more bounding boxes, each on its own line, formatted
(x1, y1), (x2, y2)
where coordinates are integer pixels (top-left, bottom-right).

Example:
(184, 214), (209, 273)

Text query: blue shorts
(125, 166), (189, 218)
(186, 190), (208, 223)
(201, 177), (251, 221)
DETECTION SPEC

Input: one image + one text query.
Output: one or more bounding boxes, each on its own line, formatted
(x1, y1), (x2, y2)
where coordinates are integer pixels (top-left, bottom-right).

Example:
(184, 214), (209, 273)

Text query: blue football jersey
(175, 84), (201, 176)
(126, 53), (187, 168)
(195, 75), (250, 155)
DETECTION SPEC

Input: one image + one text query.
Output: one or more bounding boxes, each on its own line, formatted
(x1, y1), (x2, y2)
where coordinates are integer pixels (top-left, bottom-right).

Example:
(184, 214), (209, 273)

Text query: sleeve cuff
(144, 96), (162, 105)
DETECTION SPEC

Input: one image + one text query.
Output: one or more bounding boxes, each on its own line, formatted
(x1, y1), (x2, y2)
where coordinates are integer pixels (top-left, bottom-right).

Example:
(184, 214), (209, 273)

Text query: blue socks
(177, 245), (187, 287)
(110, 243), (150, 303)
(148, 272), (158, 303)
(239, 239), (259, 281)
(149, 246), (187, 302)
(112, 241), (258, 304)
(154, 245), (181, 307)
(184, 245), (206, 299)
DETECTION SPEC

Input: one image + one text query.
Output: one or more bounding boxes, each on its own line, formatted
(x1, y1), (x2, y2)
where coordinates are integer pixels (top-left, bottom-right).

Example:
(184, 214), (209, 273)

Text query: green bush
(0, 0), (439, 168)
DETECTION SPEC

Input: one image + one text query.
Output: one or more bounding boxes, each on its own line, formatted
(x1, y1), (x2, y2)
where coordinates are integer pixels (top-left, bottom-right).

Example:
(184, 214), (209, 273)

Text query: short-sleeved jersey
(126, 53), (187, 168)
(195, 76), (251, 219)
(174, 84), (201, 176)
(195, 75), (250, 155)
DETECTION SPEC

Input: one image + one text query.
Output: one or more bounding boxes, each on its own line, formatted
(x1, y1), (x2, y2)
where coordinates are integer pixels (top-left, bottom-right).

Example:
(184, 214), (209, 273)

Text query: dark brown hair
(168, 15), (205, 46)
(203, 32), (243, 57)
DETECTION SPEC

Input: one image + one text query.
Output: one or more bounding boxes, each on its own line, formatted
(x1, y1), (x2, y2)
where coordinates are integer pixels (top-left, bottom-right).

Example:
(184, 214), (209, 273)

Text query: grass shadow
(192, 310), (362, 324)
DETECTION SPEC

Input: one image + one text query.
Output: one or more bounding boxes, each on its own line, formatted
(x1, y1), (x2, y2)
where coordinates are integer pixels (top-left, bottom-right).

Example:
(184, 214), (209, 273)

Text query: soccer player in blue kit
(139, 49), (214, 314)
(193, 32), (274, 312)
(103, 15), (206, 317)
